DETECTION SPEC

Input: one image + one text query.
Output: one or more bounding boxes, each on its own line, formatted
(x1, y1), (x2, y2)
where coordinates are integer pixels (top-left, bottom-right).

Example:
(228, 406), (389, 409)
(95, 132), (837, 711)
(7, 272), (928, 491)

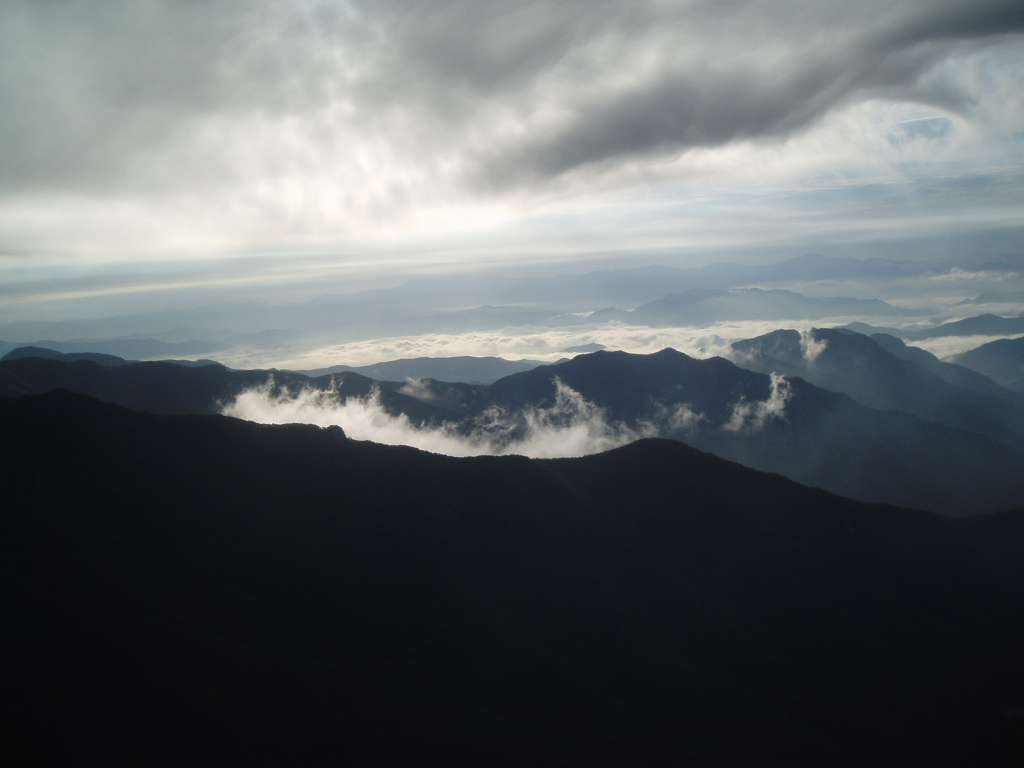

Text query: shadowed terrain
(463, 349), (1024, 514)
(731, 328), (1024, 449)
(2, 390), (1024, 766)
(953, 336), (1024, 393)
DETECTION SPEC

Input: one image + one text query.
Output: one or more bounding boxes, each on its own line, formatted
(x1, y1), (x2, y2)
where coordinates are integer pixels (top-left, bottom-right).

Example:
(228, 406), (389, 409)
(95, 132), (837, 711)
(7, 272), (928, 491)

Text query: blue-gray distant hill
(0, 337), (223, 360)
(907, 313), (1024, 340)
(952, 336), (1024, 392)
(840, 313), (1024, 341)
(296, 355), (546, 384)
(0, 345), (225, 369)
(418, 288), (909, 331)
(957, 290), (1024, 305)
(624, 288), (906, 326)
(1, 346), (133, 367)
(730, 327), (1024, 450)
(359, 253), (929, 314)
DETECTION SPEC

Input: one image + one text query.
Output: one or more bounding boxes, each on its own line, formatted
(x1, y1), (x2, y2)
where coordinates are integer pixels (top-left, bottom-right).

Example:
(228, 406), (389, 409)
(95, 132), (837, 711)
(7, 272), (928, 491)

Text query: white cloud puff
(222, 377), (654, 458)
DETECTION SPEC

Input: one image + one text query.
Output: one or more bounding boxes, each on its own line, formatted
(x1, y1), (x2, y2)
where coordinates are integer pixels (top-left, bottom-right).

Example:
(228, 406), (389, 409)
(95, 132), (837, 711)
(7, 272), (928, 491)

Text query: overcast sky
(1, 0), (1022, 318)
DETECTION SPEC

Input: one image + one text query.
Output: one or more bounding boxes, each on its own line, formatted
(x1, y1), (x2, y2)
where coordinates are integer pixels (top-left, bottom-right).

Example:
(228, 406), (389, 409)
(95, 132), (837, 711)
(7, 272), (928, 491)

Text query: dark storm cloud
(881, 0), (1024, 45)
(457, 0), (1024, 186)
(1, 0), (1020, 194)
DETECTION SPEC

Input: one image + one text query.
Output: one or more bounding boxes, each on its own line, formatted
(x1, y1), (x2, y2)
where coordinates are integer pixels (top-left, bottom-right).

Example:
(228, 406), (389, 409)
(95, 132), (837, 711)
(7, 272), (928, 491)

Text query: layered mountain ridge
(4, 338), (1024, 515)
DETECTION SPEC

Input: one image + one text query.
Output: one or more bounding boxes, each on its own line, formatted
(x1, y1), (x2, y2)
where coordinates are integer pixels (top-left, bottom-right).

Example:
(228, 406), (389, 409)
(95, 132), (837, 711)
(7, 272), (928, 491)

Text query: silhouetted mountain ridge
(0, 355), (453, 424)
(0, 337), (223, 360)
(908, 313), (1024, 340)
(1, 345), (132, 366)
(3, 389), (1024, 766)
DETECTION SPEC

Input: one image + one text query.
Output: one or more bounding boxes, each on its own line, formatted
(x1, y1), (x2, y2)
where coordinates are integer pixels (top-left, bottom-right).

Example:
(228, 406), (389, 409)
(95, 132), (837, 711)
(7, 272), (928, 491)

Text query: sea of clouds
(218, 318), (856, 371)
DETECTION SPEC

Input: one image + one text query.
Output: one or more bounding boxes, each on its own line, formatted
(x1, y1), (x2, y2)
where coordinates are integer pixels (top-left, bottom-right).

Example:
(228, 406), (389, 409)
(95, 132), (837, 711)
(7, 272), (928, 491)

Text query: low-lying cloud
(223, 378), (654, 458)
(724, 373), (793, 432)
(223, 371), (794, 457)
(800, 329), (829, 362)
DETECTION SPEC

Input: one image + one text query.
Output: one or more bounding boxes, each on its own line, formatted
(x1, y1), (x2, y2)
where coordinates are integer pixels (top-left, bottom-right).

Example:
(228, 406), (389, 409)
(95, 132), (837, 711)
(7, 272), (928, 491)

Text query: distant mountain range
(1, 345), (134, 367)
(957, 290), (1024, 305)
(0, 347), (548, 385)
(311, 253), (931, 319)
(6, 254), (1019, 367)
(907, 313), (1024, 340)
(4, 389), (1023, 766)
(625, 288), (907, 325)
(348, 287), (910, 337)
(0, 337), (223, 360)
(295, 355), (547, 384)
(5, 343), (1024, 515)
(841, 312), (1024, 342)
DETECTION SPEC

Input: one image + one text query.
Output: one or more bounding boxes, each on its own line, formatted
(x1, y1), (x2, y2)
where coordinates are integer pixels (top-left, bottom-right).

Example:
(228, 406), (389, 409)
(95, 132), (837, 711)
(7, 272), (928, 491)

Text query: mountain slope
(730, 328), (1024, 450)
(868, 332), (1024, 404)
(2, 390), (1023, 767)
(952, 336), (1024, 392)
(475, 349), (1024, 514)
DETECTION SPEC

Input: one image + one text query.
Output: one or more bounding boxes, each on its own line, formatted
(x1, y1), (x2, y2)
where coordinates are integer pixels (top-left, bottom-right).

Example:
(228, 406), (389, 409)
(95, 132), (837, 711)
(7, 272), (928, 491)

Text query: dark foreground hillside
(2, 390), (1024, 767)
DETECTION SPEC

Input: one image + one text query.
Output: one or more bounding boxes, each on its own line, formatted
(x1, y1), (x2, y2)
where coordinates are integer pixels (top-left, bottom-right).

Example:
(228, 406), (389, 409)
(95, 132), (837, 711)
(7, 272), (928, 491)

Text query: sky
(1, 0), (1023, 325)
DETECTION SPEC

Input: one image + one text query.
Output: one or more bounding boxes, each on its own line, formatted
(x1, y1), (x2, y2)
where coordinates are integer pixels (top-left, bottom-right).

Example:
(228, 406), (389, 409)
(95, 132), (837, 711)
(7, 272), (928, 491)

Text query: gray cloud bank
(1, 0), (1022, 255)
